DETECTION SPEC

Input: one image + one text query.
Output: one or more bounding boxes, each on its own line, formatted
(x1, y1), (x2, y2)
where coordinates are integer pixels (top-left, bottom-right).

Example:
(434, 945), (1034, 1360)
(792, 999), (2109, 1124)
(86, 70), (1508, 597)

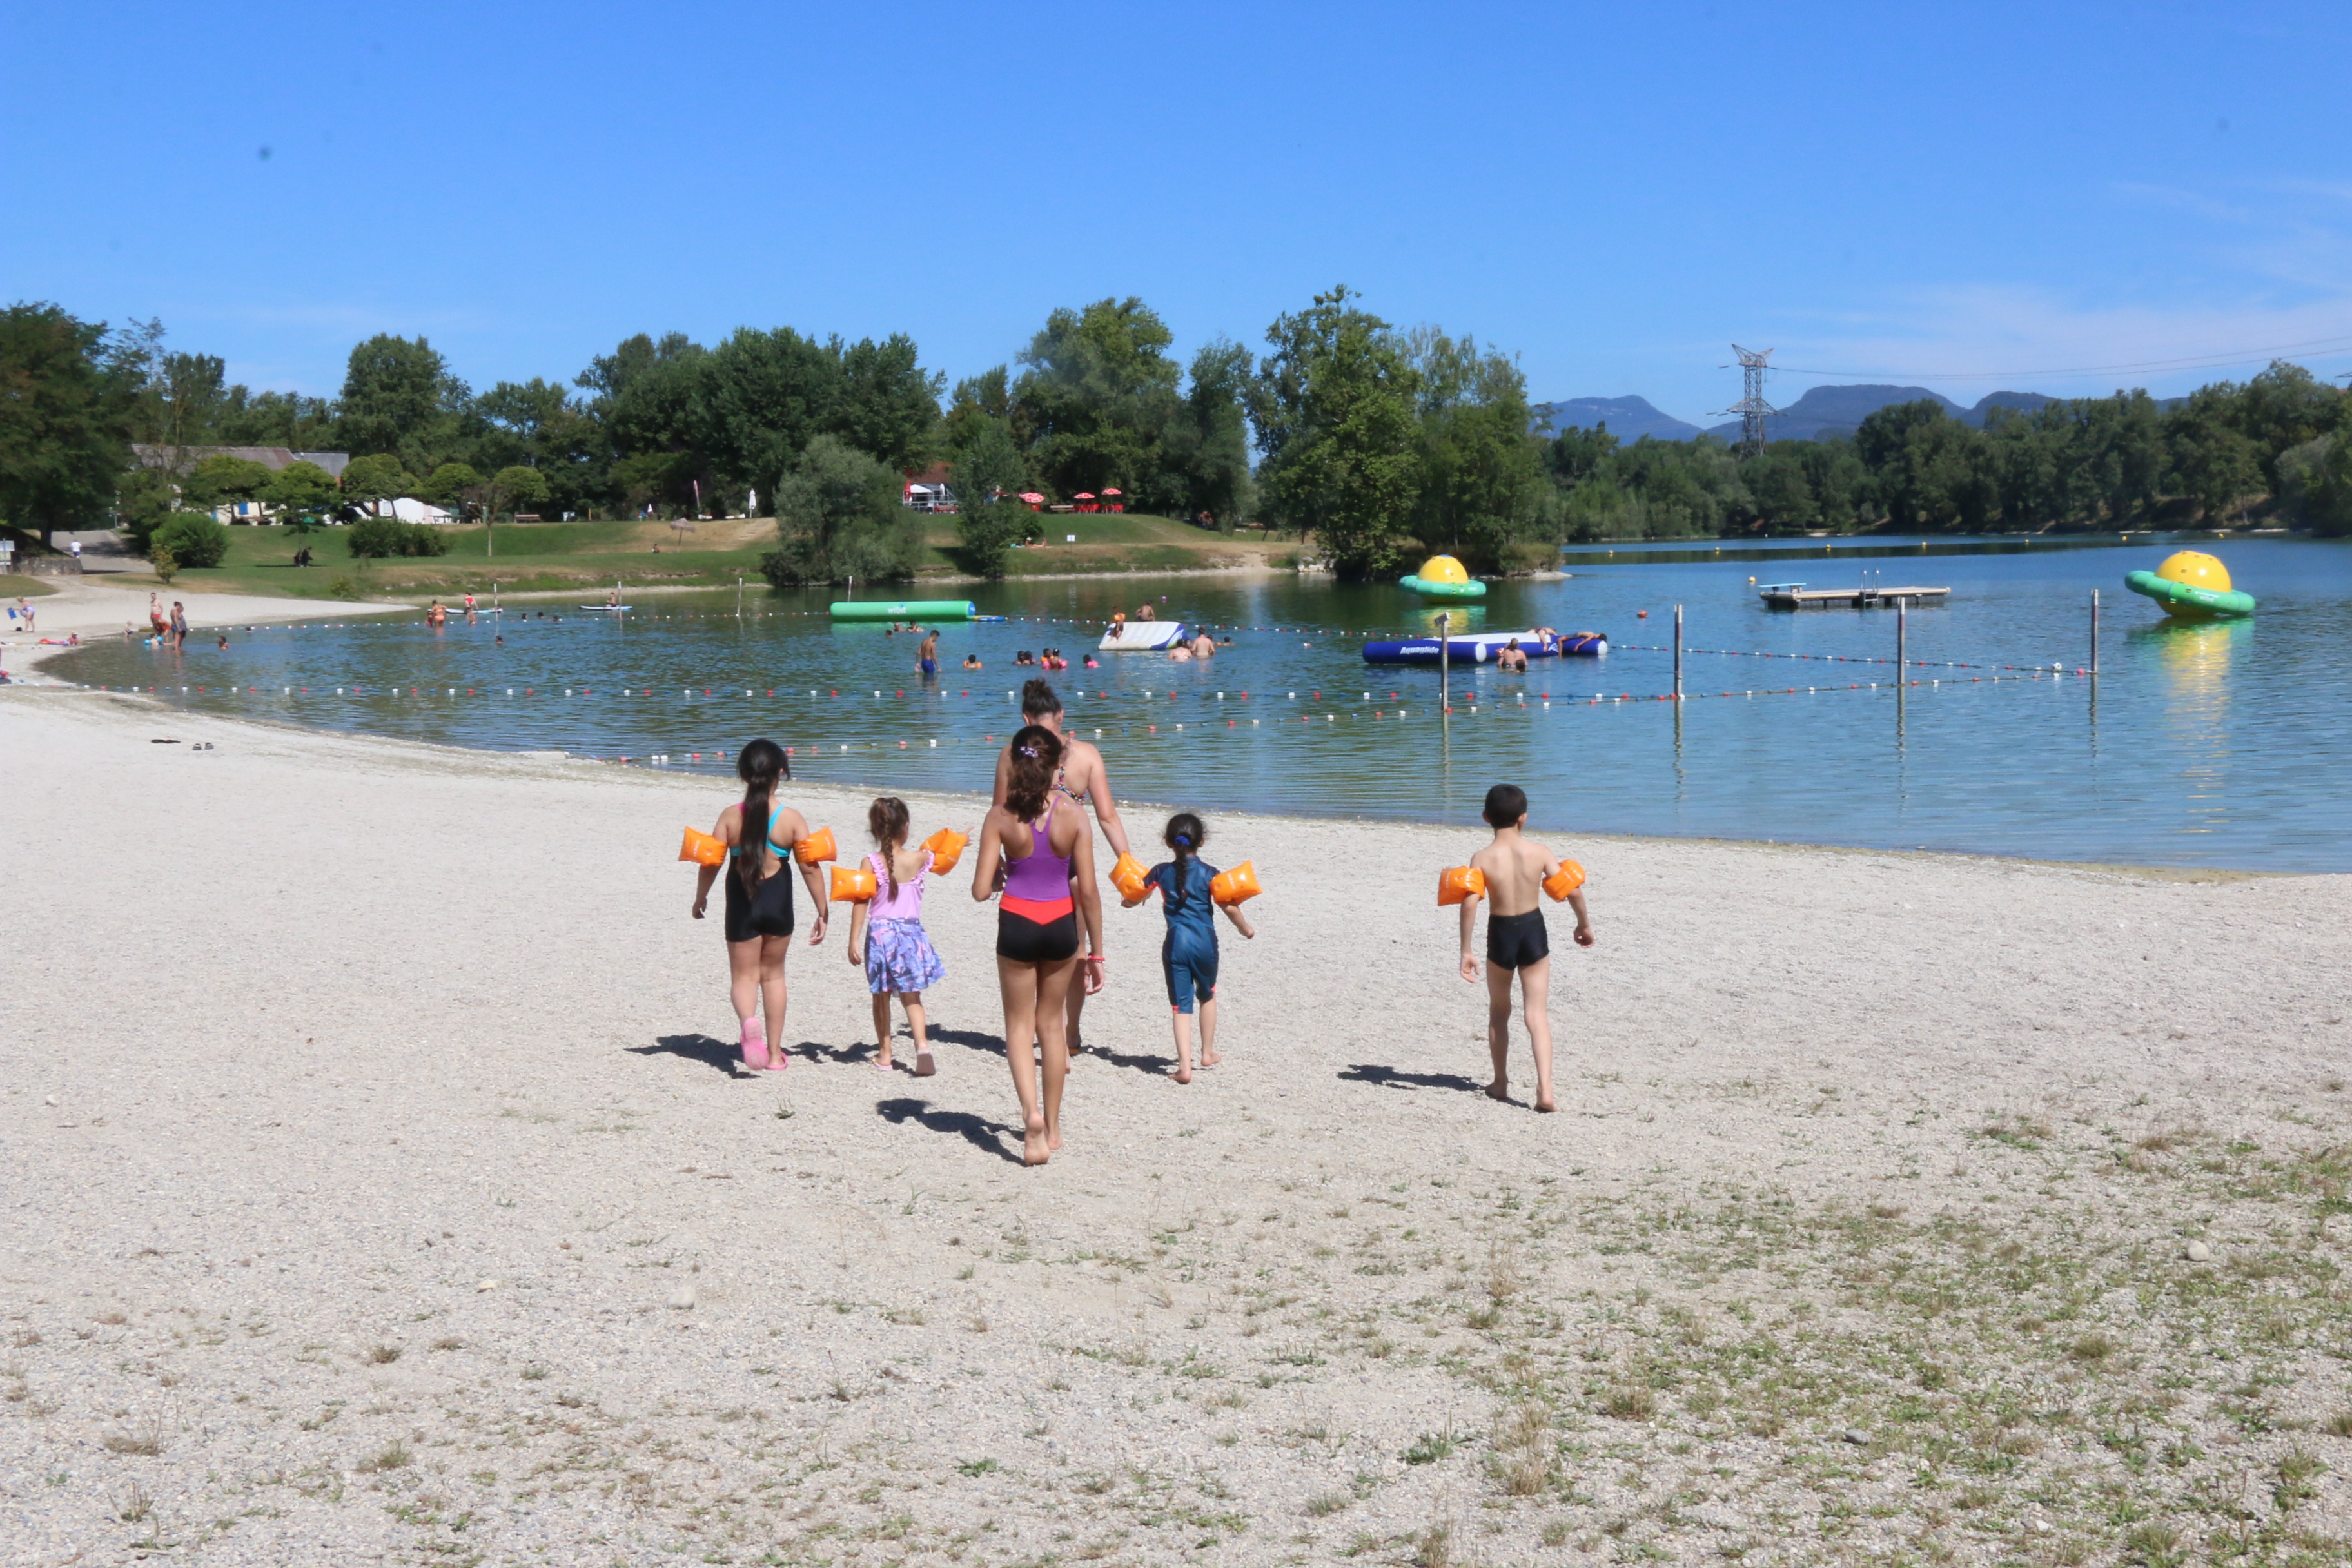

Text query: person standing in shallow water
(972, 725), (1103, 1166)
(991, 679), (1133, 1061)
(917, 627), (939, 678)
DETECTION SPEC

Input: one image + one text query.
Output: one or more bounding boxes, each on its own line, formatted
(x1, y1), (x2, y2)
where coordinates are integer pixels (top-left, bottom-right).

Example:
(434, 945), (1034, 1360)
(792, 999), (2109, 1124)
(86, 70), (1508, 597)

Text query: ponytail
(868, 796), (910, 900)
(735, 738), (788, 892)
(1164, 812), (1206, 912)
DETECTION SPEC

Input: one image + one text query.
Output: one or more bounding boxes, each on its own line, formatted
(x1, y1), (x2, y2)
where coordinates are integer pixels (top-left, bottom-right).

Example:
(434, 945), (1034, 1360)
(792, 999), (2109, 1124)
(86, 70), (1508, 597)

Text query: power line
(1771, 330), (2352, 383)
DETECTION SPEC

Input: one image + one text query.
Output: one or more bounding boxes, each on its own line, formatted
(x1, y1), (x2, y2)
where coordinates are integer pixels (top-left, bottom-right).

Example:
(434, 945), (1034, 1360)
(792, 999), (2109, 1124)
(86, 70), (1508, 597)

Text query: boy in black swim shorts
(1456, 783), (1594, 1113)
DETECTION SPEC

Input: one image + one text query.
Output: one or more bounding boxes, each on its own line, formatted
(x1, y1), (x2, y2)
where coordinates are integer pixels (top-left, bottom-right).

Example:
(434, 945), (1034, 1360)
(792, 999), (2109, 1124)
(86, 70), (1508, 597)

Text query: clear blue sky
(6, 1), (2349, 424)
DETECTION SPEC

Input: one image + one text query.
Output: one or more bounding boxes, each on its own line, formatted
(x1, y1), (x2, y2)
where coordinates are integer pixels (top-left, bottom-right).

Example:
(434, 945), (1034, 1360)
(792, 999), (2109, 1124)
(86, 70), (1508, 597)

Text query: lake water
(54, 537), (2352, 871)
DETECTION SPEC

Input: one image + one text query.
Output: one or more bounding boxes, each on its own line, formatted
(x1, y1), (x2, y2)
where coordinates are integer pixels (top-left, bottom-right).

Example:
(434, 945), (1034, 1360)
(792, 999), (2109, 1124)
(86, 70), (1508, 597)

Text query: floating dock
(1758, 582), (1950, 609)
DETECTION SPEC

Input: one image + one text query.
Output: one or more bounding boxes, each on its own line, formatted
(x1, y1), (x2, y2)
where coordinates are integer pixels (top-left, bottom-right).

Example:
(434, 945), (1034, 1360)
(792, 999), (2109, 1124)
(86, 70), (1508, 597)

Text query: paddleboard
(579, 604), (632, 611)
(1099, 621), (1189, 651)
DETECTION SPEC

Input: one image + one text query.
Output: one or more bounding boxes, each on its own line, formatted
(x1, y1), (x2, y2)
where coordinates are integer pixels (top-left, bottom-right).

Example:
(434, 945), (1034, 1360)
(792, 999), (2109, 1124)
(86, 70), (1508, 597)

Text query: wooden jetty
(1758, 582), (1950, 609)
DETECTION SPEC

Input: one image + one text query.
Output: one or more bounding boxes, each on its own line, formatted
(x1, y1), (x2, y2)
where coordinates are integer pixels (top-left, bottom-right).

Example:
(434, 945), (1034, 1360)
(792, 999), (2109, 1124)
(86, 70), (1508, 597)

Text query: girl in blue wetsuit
(1141, 813), (1256, 1084)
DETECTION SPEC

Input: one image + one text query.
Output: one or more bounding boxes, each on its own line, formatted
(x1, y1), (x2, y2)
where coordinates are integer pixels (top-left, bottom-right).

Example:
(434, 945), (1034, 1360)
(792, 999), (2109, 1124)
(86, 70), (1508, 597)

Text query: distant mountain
(1533, 396), (1704, 443)
(1538, 384), (2084, 447)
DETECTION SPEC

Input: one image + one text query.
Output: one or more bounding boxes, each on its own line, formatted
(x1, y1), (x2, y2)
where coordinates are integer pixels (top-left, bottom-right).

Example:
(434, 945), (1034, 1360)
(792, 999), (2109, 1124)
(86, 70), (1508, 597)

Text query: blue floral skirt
(866, 917), (946, 995)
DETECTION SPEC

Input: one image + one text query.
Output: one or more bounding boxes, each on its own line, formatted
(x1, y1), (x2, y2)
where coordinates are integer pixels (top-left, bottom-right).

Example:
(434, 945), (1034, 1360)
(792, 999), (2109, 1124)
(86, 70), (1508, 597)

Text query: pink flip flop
(763, 1043), (789, 1072)
(740, 1019), (769, 1073)
(913, 1048), (936, 1078)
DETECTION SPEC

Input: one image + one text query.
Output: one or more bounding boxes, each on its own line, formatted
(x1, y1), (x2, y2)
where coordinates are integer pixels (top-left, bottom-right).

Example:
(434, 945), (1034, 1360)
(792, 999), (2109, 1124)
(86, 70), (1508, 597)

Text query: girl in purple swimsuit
(971, 725), (1104, 1166)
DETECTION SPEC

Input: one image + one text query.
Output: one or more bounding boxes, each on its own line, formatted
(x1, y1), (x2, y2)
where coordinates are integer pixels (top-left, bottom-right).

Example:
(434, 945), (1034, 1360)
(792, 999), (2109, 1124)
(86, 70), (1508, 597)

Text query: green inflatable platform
(830, 600), (976, 622)
(2123, 571), (2255, 620)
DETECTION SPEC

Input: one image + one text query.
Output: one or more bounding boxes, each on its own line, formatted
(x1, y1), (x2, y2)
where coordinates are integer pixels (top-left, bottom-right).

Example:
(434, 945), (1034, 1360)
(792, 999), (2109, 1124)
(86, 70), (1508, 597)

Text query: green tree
(1014, 298), (1183, 507)
(949, 415), (1030, 578)
(115, 466), (179, 551)
(265, 459), (338, 542)
(760, 435), (919, 585)
(1740, 445), (1819, 532)
(1161, 338), (1257, 525)
(490, 465), (551, 517)
(696, 326), (841, 514)
(834, 334), (943, 471)
(0, 301), (136, 545)
(1251, 288), (1423, 575)
(421, 462), (484, 516)
(1406, 329), (1549, 569)
(180, 453), (274, 511)
(153, 511), (230, 567)
(339, 453), (416, 518)
(2278, 434), (2352, 536)
(340, 334), (467, 463)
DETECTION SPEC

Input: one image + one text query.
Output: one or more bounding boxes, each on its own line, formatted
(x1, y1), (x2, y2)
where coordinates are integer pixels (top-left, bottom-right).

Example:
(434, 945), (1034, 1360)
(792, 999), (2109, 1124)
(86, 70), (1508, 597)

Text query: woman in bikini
(971, 725), (1103, 1166)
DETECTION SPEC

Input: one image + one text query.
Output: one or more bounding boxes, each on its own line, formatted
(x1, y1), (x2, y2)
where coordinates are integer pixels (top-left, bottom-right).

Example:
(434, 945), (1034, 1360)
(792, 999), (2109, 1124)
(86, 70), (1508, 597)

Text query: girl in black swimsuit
(691, 739), (831, 1072)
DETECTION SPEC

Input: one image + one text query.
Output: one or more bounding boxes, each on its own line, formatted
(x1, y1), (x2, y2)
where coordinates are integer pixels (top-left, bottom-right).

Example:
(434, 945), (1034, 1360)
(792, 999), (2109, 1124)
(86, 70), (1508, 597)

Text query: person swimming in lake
(917, 627), (939, 677)
(962, 652), (983, 671)
(1496, 638), (1528, 672)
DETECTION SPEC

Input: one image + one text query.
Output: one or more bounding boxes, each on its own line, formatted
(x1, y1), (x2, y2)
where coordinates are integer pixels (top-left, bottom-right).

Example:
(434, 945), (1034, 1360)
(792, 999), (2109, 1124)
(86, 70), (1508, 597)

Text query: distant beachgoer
(971, 725), (1102, 1166)
(147, 593), (166, 638)
(14, 598), (31, 634)
(1168, 645), (1193, 662)
(1110, 607), (1126, 633)
(464, 592), (477, 618)
(68, 540), (81, 562)
(992, 679), (1133, 1062)
(1142, 812), (1255, 1083)
(917, 629), (939, 678)
(495, 633), (504, 647)
(170, 601), (188, 651)
(217, 635), (228, 651)
(1083, 654), (1098, 669)
(426, 600), (447, 627)
(690, 738), (830, 1072)
(1497, 638), (1527, 672)
(1188, 632), (1215, 658)
(1134, 603), (1155, 623)
(846, 796), (945, 1075)
(605, 587), (620, 606)
(962, 653), (983, 671)
(1455, 783), (1594, 1113)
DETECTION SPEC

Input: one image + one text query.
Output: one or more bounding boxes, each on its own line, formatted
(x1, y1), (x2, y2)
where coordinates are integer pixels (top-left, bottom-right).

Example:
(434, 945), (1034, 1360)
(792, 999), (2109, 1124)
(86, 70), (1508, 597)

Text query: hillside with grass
(118, 513), (1298, 602)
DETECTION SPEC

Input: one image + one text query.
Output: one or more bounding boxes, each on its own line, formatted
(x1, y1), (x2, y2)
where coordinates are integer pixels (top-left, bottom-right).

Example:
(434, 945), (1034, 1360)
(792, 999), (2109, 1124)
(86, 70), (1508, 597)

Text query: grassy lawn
(1, 574), (60, 599)
(125, 513), (1297, 601)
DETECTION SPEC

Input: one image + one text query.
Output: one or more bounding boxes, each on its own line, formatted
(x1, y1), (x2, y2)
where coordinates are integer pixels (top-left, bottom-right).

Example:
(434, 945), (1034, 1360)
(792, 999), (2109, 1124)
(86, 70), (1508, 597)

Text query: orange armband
(923, 828), (968, 876)
(1543, 859), (1586, 900)
(794, 825), (837, 865)
(1438, 865), (1487, 906)
(679, 827), (727, 867)
(829, 865), (877, 903)
(1210, 861), (1262, 906)
(1110, 851), (1148, 906)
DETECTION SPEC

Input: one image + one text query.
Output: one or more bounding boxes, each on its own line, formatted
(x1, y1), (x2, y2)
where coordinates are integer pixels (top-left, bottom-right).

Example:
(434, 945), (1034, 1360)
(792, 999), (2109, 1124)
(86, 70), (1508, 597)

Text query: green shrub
(153, 512), (230, 569)
(347, 516), (451, 558)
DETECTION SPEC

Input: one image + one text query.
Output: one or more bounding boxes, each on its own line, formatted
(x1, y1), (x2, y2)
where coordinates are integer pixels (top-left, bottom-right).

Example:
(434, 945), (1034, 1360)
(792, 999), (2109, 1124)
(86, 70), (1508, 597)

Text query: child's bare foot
(1023, 1115), (1050, 1166)
(1200, 1046), (1221, 1067)
(1175, 1062), (1193, 1084)
(1534, 1095), (1557, 1113)
(1486, 1080), (1511, 1103)
(1046, 1122), (1063, 1152)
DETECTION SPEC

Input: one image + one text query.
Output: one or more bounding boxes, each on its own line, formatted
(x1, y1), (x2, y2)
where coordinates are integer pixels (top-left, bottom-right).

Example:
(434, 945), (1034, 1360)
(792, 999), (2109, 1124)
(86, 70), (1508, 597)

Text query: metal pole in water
(1897, 596), (1908, 679)
(1438, 612), (1450, 710)
(2090, 589), (2099, 676)
(1673, 603), (1683, 701)
(738, 576), (744, 620)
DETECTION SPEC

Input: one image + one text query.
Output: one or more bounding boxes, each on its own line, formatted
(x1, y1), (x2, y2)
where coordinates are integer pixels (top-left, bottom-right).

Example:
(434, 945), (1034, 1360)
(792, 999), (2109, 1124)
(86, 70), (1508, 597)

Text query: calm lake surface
(56, 537), (2352, 871)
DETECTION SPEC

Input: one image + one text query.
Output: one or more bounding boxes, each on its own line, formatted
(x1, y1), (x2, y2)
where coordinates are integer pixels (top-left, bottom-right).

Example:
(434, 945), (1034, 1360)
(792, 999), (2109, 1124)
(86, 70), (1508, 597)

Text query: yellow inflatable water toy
(2125, 550), (2256, 619)
(1401, 554), (1487, 600)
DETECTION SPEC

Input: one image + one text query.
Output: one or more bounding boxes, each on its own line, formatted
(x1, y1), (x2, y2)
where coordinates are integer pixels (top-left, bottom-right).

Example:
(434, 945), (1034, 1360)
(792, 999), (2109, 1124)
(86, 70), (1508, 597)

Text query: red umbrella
(1073, 492), (1095, 500)
(1100, 488), (1122, 496)
(1017, 492), (1044, 504)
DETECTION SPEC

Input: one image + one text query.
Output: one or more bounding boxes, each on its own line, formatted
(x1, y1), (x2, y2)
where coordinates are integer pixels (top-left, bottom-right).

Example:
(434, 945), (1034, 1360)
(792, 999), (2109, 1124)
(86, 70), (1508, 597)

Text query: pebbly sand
(3, 687), (2349, 1566)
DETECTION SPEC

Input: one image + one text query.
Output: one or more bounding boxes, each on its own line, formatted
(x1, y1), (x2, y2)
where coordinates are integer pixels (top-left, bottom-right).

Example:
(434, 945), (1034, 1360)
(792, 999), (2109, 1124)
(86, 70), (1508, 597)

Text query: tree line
(2, 295), (2346, 585)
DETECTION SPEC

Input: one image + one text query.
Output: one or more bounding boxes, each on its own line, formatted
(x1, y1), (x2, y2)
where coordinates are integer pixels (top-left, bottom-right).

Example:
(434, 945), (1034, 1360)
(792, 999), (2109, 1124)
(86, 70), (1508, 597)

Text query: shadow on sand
(634, 1034), (822, 1077)
(877, 1097), (1025, 1166)
(1338, 1062), (1486, 1095)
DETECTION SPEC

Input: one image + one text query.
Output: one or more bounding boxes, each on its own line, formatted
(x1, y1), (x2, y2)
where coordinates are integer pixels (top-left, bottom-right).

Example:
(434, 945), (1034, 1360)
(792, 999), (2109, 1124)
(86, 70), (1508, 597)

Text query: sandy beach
(4, 687), (2349, 1567)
